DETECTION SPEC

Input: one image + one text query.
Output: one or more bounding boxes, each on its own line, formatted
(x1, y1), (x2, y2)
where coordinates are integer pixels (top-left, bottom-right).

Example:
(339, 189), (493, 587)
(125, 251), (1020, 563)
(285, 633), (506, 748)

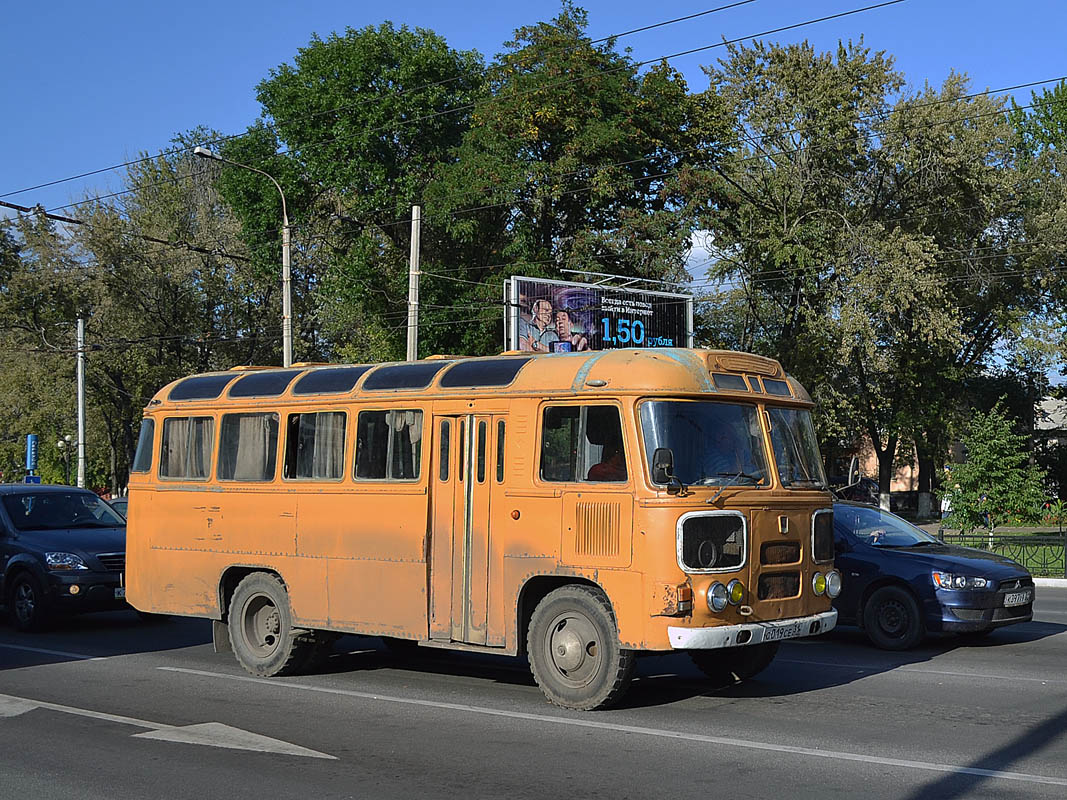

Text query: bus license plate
(763, 621), (803, 641)
(1004, 590), (1031, 607)
(115, 587), (126, 600)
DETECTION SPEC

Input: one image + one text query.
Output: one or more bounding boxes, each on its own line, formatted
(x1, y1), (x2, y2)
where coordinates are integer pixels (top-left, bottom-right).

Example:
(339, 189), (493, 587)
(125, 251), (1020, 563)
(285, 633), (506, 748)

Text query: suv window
(2, 492), (124, 531)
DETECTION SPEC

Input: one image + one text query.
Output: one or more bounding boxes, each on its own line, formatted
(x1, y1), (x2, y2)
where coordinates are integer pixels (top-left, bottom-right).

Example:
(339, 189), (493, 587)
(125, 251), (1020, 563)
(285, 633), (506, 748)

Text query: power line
(32, 0), (907, 219)
(0, 1), (766, 202)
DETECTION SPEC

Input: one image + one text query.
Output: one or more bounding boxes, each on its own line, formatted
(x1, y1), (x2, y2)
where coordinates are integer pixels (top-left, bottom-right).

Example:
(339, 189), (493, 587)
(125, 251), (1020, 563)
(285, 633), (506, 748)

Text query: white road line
(0, 643), (108, 661)
(160, 666), (1067, 789)
(0, 691), (334, 759)
(777, 658), (1067, 684)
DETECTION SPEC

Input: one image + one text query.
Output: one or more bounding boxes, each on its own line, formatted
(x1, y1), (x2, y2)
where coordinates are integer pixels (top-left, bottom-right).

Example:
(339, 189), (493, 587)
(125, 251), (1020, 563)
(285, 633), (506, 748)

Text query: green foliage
(941, 402), (1048, 530)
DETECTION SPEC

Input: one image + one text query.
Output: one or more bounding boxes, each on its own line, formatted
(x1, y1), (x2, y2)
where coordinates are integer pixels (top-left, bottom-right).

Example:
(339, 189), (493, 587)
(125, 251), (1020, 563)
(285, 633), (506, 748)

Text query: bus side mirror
(652, 448), (675, 485)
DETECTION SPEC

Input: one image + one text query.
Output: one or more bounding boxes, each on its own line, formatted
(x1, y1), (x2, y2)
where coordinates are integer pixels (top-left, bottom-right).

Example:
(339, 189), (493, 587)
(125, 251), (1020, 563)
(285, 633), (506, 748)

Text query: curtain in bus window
(219, 414), (279, 481)
(295, 412), (345, 480)
(356, 410), (423, 480)
(161, 417), (213, 479)
(387, 410), (423, 480)
(188, 418), (213, 479)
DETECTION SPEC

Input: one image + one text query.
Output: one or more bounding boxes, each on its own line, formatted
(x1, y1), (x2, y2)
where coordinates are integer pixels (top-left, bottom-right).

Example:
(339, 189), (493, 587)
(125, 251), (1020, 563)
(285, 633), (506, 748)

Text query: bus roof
(146, 348), (812, 409)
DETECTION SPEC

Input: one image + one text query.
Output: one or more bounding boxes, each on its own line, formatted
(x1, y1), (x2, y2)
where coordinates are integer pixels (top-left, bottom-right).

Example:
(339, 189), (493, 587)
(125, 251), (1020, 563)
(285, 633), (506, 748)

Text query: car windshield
(835, 504), (940, 547)
(767, 407), (827, 489)
(640, 400), (769, 486)
(1, 492), (125, 531)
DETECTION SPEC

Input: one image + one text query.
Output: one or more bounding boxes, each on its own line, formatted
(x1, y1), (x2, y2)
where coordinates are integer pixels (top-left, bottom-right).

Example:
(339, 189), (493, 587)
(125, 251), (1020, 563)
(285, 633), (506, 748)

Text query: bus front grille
(758, 572), (799, 600)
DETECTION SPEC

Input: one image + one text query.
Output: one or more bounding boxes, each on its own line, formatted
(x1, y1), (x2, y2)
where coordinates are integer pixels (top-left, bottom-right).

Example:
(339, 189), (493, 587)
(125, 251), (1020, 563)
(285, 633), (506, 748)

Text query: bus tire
(227, 572), (310, 677)
(689, 641), (779, 684)
(527, 585), (635, 711)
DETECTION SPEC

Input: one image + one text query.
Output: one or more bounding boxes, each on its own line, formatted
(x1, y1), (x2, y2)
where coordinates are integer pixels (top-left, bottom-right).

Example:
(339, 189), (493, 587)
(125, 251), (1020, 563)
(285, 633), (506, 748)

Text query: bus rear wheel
(228, 572), (311, 677)
(527, 585), (635, 711)
(689, 642), (780, 684)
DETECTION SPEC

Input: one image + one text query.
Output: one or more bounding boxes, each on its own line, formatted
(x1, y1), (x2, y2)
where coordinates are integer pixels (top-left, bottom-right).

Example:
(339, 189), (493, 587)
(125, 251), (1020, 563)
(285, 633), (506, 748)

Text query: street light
(193, 146), (293, 368)
(56, 434), (73, 486)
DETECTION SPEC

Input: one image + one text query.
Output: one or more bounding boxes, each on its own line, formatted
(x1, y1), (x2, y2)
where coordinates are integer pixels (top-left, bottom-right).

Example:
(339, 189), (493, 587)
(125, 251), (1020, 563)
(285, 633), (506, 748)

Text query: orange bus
(126, 348), (840, 709)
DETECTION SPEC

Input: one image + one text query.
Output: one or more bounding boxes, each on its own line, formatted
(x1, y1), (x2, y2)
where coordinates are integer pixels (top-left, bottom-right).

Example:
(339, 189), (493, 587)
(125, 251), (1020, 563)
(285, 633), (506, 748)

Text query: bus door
(429, 413), (504, 645)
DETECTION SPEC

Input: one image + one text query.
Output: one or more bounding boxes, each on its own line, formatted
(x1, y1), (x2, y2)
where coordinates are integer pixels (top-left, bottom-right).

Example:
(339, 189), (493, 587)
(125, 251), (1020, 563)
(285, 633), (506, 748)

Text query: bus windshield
(640, 400), (769, 486)
(767, 408), (827, 489)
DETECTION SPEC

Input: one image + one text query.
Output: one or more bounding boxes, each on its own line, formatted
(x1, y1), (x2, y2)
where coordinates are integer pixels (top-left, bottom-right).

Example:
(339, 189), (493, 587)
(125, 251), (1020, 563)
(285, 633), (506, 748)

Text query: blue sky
(2, 0), (1065, 215)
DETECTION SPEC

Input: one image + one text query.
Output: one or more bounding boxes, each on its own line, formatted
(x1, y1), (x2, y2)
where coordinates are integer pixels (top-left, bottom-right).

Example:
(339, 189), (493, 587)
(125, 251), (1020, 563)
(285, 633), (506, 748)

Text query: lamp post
(56, 434), (73, 485)
(193, 146), (292, 368)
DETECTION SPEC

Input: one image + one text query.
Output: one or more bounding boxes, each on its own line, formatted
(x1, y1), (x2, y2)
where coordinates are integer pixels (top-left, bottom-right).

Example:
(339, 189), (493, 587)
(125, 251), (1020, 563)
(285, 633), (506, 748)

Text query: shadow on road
(0, 610), (211, 671)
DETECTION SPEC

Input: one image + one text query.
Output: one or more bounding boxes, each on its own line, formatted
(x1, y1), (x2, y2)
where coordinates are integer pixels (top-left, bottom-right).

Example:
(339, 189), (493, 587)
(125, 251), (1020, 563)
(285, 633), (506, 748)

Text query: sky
(2, 0), (1065, 218)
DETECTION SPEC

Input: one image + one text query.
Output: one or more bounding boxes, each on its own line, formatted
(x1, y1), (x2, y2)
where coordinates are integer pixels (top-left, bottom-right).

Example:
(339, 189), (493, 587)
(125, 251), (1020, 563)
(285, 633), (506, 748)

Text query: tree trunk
(916, 435), (934, 520)
(877, 435), (897, 511)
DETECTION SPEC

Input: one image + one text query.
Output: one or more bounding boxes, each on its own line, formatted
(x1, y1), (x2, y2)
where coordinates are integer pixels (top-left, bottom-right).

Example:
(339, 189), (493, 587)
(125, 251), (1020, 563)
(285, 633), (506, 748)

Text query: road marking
(161, 667), (1067, 789)
(778, 658), (1067, 684)
(0, 643), (108, 661)
(0, 691), (334, 759)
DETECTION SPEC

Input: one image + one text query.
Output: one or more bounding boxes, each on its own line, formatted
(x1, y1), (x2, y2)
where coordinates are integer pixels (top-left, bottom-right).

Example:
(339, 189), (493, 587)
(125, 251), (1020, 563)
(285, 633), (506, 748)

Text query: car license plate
(114, 587), (126, 600)
(763, 621), (803, 641)
(1004, 590), (1031, 607)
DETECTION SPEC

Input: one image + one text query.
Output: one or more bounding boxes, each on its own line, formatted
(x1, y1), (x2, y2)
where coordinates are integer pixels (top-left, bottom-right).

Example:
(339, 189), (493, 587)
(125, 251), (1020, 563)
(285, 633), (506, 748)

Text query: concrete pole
(282, 217), (292, 368)
(406, 205), (422, 361)
(76, 317), (86, 488)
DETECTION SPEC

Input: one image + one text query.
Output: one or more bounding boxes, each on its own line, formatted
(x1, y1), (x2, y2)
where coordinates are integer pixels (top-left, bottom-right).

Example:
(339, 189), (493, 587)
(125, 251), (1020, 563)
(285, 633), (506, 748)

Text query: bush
(940, 401), (1048, 531)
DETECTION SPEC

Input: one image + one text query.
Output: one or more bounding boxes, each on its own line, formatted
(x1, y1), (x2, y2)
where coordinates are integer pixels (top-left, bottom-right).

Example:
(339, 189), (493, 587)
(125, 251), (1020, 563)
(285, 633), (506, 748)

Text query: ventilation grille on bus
(761, 541), (800, 565)
(758, 572), (800, 600)
(574, 502), (620, 557)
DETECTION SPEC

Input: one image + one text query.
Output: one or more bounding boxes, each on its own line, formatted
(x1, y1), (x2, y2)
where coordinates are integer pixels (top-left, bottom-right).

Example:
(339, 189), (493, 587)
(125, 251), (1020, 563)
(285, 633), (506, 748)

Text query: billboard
(506, 276), (693, 353)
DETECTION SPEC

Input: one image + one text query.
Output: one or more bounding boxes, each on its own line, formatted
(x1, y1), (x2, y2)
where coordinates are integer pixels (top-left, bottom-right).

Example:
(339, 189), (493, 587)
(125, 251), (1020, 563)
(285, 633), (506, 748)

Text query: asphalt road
(2, 589), (1066, 800)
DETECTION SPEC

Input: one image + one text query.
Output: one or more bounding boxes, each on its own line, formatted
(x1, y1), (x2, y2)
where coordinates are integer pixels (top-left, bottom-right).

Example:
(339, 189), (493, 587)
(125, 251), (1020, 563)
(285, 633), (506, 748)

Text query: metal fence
(937, 529), (1067, 578)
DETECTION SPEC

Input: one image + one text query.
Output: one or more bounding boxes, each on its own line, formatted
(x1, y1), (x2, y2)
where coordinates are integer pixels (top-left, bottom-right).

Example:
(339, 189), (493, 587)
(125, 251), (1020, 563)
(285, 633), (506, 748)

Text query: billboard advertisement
(506, 276), (693, 353)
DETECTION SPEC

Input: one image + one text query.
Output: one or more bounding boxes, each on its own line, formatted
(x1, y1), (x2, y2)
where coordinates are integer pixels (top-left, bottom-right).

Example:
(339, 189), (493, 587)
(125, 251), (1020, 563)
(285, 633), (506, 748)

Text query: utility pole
(76, 317), (86, 488)
(406, 205), (422, 361)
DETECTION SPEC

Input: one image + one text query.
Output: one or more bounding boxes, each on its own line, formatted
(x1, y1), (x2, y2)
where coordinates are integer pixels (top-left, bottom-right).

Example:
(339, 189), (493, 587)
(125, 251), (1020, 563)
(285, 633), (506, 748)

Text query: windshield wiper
(707, 471), (764, 504)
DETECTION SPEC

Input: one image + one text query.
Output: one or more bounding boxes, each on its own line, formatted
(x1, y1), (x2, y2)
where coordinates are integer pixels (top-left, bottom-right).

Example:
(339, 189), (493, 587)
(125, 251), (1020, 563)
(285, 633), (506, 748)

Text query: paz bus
(126, 348), (840, 710)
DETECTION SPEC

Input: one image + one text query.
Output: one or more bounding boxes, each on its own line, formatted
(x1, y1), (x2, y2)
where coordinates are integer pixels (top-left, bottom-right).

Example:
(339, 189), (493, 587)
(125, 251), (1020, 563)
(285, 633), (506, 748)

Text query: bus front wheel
(527, 585), (635, 711)
(228, 572), (310, 677)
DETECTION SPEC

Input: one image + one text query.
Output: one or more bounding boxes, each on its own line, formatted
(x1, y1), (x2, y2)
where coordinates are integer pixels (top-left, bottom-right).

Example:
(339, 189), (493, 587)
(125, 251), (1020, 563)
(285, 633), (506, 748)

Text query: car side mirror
(846, 455), (860, 486)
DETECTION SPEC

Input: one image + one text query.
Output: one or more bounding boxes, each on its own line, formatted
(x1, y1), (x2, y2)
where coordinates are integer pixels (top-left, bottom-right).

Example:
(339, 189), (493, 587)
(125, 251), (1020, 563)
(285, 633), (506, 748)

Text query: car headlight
(708, 582), (729, 612)
(812, 572), (826, 596)
(45, 552), (88, 571)
(825, 570), (843, 598)
(932, 571), (989, 590)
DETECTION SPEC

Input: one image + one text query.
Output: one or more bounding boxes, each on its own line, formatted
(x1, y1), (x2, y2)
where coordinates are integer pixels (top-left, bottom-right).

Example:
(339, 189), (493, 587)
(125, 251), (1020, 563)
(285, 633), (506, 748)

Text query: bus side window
(476, 420), (487, 483)
(355, 410), (424, 481)
(159, 417), (215, 480)
(284, 411), (346, 480)
(540, 406), (626, 483)
(131, 419), (155, 473)
(218, 413), (279, 481)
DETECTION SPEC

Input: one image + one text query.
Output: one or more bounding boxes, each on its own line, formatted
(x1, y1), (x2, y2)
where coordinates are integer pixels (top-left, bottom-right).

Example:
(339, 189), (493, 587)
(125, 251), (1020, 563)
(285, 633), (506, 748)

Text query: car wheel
(527, 585), (635, 710)
(8, 572), (51, 632)
(863, 586), (924, 650)
(227, 572), (312, 677)
(689, 642), (780, 683)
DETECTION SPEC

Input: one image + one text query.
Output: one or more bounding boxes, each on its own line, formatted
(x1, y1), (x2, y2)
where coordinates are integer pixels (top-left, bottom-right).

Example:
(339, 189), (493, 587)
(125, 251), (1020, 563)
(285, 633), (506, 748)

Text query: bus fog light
(708, 582), (729, 612)
(812, 572), (826, 596)
(825, 570), (842, 598)
(727, 579), (745, 605)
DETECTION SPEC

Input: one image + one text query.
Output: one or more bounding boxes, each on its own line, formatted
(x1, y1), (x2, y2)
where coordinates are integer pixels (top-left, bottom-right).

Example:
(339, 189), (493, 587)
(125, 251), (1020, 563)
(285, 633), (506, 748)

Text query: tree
(685, 40), (1038, 509)
(941, 402), (1047, 530)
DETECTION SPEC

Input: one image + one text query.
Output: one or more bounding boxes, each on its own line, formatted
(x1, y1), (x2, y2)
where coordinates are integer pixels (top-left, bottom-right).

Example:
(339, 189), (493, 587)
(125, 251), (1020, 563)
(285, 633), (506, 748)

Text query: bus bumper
(668, 609), (837, 649)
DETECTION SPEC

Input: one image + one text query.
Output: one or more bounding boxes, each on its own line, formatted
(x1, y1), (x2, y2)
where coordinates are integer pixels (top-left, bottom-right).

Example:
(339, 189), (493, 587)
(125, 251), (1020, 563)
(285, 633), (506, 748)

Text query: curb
(1034, 578), (1067, 587)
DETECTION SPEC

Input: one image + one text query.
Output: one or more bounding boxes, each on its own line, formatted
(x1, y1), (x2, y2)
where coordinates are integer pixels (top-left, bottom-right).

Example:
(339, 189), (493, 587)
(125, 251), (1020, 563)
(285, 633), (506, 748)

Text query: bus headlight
(825, 570), (842, 598)
(708, 582), (729, 612)
(812, 572), (827, 596)
(727, 579), (745, 606)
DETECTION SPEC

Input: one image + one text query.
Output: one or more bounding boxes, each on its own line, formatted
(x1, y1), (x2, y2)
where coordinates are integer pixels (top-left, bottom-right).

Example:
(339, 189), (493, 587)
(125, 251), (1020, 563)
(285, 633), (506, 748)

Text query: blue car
(832, 502), (1034, 650)
(0, 485), (128, 631)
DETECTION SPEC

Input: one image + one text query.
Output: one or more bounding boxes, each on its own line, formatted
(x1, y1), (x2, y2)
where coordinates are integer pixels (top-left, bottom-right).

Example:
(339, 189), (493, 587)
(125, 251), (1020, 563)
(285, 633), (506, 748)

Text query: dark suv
(0, 485), (127, 630)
